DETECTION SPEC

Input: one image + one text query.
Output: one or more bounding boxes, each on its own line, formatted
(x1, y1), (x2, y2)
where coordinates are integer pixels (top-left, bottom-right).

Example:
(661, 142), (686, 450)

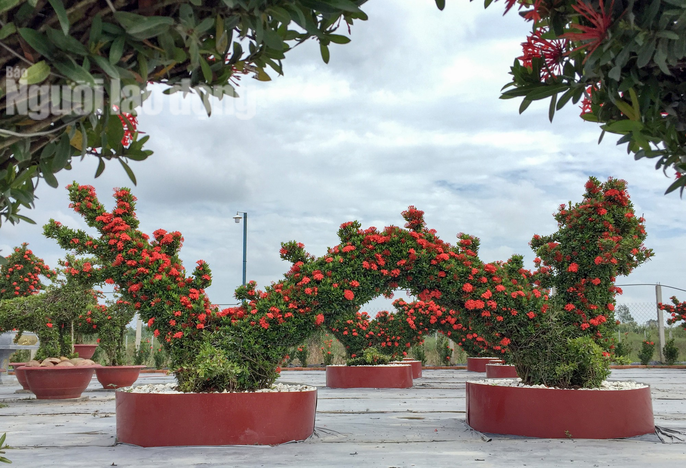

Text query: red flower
(344, 290), (354, 301)
(561, 0), (616, 59)
(46, 323), (53, 328)
(567, 263), (579, 273)
(519, 27), (568, 80)
(315, 314), (325, 326)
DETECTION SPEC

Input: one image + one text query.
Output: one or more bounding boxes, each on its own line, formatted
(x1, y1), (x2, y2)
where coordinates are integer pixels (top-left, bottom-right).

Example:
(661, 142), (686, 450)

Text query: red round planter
(73, 344), (98, 359)
(115, 387), (317, 446)
(95, 365), (146, 389)
(467, 357), (501, 372)
(23, 366), (98, 399)
(11, 363), (30, 390)
(326, 365), (413, 388)
(401, 359), (423, 378)
(485, 364), (518, 378)
(466, 381), (654, 438)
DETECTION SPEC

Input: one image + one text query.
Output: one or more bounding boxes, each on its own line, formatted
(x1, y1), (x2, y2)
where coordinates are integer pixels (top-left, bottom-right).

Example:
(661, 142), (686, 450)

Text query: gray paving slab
(0, 368), (685, 467)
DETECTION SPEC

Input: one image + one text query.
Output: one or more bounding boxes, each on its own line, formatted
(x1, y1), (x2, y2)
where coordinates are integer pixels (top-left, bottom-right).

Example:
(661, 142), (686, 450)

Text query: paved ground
(1, 368), (685, 467)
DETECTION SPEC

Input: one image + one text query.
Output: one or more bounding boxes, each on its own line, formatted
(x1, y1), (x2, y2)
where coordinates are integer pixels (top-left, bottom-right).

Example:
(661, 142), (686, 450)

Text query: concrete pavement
(1, 368), (685, 467)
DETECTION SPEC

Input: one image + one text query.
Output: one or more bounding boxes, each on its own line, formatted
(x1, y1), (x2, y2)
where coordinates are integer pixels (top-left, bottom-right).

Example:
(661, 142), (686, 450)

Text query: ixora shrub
(45, 177), (649, 392)
(638, 340), (656, 366)
(0, 248), (100, 359)
(660, 296), (686, 331)
(74, 296), (136, 366)
(0, 244), (55, 299)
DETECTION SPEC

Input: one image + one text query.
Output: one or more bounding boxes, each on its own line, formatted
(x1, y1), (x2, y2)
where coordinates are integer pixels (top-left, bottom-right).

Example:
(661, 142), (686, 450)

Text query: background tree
(475, 0), (686, 194)
(0, 0), (369, 226)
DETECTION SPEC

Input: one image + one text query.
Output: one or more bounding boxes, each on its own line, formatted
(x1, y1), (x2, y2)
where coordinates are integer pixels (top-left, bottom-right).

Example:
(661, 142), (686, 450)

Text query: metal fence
(615, 283), (686, 362)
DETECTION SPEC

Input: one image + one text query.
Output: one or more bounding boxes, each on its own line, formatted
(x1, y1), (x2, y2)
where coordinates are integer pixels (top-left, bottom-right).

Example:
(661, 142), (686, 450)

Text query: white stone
(467, 378), (649, 390)
(119, 382), (316, 394)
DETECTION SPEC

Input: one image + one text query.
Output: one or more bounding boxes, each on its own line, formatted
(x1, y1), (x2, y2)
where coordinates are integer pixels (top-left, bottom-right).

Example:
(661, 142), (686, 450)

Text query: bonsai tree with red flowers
(44, 177), (650, 391)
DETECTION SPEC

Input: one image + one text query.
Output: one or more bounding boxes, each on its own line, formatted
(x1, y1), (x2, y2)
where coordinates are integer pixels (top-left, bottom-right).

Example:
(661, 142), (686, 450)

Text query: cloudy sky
(2, 1), (684, 318)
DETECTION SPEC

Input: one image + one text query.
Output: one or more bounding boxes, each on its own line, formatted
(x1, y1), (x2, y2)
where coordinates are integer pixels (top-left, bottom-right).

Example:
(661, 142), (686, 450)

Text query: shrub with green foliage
(436, 334), (453, 365)
(346, 347), (391, 366)
(295, 344), (308, 367)
(663, 338), (680, 365)
(638, 340), (655, 366)
(411, 344), (426, 365)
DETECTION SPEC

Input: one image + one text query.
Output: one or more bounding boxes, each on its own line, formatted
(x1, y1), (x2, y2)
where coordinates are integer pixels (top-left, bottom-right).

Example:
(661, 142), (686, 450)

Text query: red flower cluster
(0, 243), (55, 299)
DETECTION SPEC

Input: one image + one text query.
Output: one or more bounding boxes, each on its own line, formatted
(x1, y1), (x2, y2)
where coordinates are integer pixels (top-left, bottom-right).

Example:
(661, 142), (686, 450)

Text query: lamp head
(233, 214), (242, 224)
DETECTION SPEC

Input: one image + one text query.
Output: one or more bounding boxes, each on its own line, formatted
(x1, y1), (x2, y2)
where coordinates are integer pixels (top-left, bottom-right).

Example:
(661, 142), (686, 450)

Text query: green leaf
(0, 22), (16, 40)
(107, 113), (125, 149)
(46, 27), (88, 55)
(327, 34), (351, 44)
(603, 120), (644, 134)
(548, 93), (557, 123)
(255, 67), (271, 81)
(18, 28), (54, 58)
(119, 159), (137, 185)
(656, 30), (680, 40)
(52, 133), (71, 172)
(519, 99), (532, 114)
(199, 57), (212, 82)
(613, 99), (637, 120)
(320, 0), (363, 13)
(48, 0), (70, 35)
(94, 158), (106, 178)
(320, 42), (330, 64)
(115, 13), (174, 40)
(556, 87), (575, 110)
(109, 36), (125, 64)
(18, 60), (50, 85)
(53, 57), (96, 85)
(0, 0), (21, 14)
(636, 39), (656, 68)
(435, 0), (446, 10)
(91, 55), (120, 79)
(39, 158), (59, 188)
(664, 175), (686, 195)
(90, 14), (102, 45)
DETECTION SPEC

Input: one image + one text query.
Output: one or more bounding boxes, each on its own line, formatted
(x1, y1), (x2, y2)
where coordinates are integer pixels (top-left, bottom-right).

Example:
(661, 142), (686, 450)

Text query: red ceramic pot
(23, 366), (98, 399)
(95, 365), (146, 389)
(401, 359), (423, 378)
(326, 365), (413, 388)
(11, 363), (30, 390)
(73, 344), (98, 359)
(485, 363), (518, 378)
(466, 357), (501, 372)
(466, 381), (654, 438)
(116, 387), (317, 446)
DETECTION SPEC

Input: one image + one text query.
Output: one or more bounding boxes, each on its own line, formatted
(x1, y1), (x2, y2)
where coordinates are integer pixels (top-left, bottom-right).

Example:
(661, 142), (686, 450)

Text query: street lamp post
(233, 212), (248, 286)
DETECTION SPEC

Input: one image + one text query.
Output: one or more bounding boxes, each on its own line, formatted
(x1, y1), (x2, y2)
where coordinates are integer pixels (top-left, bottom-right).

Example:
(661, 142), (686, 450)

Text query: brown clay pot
(466, 357), (501, 372)
(116, 387), (317, 446)
(73, 344), (98, 359)
(485, 363), (518, 378)
(401, 359), (423, 378)
(23, 366), (98, 399)
(95, 365), (146, 389)
(10, 363), (29, 390)
(466, 381), (654, 438)
(326, 365), (413, 388)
